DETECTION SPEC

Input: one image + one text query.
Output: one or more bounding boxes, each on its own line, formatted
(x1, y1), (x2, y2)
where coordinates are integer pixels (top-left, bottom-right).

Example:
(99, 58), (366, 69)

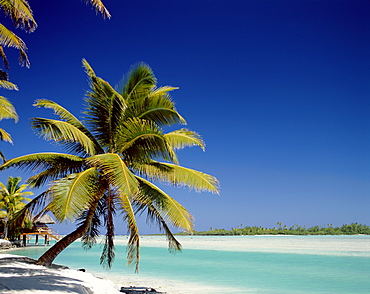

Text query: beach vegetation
(0, 60), (219, 270)
(181, 223), (370, 236)
(0, 176), (33, 239)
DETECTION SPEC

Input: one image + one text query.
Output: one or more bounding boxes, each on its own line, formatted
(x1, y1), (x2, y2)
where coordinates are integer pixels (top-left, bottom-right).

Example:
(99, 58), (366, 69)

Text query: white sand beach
(0, 254), (120, 294)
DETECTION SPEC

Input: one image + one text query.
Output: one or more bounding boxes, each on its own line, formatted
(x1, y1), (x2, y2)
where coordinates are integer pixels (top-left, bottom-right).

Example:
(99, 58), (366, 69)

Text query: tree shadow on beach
(0, 263), (93, 293)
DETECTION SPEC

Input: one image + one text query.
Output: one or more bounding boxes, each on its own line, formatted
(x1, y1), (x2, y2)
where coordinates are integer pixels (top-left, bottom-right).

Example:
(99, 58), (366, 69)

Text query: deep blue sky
(1, 0), (369, 234)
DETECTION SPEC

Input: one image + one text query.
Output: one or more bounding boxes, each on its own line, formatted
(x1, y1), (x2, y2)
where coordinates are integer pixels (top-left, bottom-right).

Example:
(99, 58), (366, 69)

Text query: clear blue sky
(0, 0), (369, 234)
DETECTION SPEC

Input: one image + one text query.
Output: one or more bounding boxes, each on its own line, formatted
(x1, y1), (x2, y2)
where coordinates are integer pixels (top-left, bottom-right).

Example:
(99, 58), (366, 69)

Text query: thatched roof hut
(34, 215), (56, 225)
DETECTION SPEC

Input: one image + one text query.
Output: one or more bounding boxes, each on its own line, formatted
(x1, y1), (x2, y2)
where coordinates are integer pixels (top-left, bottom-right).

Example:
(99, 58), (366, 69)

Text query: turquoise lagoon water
(4, 235), (370, 293)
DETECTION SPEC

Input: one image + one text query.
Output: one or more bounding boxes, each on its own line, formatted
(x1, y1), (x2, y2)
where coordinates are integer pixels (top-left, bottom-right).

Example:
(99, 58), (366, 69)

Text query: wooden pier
(20, 227), (60, 246)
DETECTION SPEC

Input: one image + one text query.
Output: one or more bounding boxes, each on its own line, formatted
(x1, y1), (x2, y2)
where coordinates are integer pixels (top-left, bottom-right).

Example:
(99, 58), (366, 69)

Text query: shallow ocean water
(5, 235), (370, 294)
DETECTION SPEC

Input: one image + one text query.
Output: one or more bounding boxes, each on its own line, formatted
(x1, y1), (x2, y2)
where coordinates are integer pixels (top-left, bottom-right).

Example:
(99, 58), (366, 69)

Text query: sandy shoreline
(0, 253), (120, 293)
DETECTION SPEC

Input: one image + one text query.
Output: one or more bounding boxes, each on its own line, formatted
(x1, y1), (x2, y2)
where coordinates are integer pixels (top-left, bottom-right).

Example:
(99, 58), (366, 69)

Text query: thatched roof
(34, 215), (56, 224)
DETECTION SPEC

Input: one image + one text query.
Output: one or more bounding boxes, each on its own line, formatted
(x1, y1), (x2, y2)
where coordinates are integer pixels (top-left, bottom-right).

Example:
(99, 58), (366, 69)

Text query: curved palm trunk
(36, 202), (98, 266)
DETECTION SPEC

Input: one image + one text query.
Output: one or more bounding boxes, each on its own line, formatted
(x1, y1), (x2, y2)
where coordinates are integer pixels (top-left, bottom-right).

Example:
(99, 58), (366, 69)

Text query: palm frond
(117, 187), (140, 271)
(84, 0), (111, 19)
(118, 118), (178, 164)
(100, 191), (116, 268)
(135, 162), (220, 194)
(88, 154), (140, 270)
(131, 93), (186, 126)
(0, 152), (84, 176)
(34, 99), (103, 154)
(79, 197), (104, 249)
(31, 118), (98, 156)
(0, 128), (12, 143)
(83, 63), (127, 150)
(0, 0), (37, 32)
(87, 153), (139, 196)
(135, 176), (194, 233)
(135, 198), (182, 253)
(10, 190), (50, 229)
(0, 80), (18, 90)
(0, 24), (29, 67)
(82, 58), (96, 78)
(122, 63), (156, 101)
(148, 86), (178, 97)
(0, 96), (18, 121)
(0, 46), (9, 69)
(26, 161), (85, 188)
(164, 129), (205, 151)
(48, 168), (99, 222)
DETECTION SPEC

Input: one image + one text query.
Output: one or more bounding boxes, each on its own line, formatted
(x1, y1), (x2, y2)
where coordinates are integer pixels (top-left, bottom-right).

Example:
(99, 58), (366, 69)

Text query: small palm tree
(1, 60), (219, 270)
(0, 176), (33, 239)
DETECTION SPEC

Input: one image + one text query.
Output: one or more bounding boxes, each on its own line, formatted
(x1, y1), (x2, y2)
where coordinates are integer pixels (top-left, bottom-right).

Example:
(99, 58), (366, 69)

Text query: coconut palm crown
(0, 176), (32, 239)
(0, 60), (219, 271)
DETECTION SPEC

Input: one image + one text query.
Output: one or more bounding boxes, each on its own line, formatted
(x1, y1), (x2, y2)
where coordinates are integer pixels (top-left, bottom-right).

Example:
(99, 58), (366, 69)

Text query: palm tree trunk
(35, 202), (98, 266)
(3, 219), (8, 239)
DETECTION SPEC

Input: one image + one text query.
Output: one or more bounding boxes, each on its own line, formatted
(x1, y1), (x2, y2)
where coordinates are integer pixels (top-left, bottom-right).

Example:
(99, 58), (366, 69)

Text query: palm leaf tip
(164, 129), (205, 151)
(85, 0), (111, 19)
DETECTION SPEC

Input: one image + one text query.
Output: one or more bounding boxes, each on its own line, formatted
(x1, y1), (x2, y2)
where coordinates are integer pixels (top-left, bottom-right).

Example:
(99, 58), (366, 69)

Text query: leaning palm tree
(0, 176), (32, 239)
(1, 60), (219, 271)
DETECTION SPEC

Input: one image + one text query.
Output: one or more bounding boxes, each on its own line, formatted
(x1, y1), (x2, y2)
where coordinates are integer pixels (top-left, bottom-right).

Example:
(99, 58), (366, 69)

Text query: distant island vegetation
(176, 223), (370, 236)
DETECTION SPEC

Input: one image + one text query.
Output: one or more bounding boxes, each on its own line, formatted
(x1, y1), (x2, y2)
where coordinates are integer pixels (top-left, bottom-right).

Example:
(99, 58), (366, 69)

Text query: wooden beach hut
(20, 214), (60, 246)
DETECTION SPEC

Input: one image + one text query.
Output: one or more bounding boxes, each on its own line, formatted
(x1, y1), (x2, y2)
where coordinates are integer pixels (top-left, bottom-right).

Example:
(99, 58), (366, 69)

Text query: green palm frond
(0, 0), (37, 31)
(87, 153), (140, 270)
(82, 58), (96, 78)
(0, 96), (18, 121)
(117, 187), (140, 271)
(10, 192), (47, 228)
(0, 23), (29, 67)
(0, 128), (12, 143)
(118, 118), (178, 164)
(34, 99), (103, 154)
(164, 129), (205, 151)
(100, 191), (116, 268)
(26, 161), (85, 188)
(122, 63), (156, 100)
(132, 93), (186, 126)
(136, 162), (219, 194)
(48, 168), (99, 222)
(0, 80), (18, 90)
(87, 153), (139, 196)
(31, 118), (98, 156)
(135, 176), (194, 233)
(0, 152), (84, 174)
(148, 86), (178, 97)
(79, 201), (103, 249)
(83, 62), (127, 150)
(34, 99), (87, 130)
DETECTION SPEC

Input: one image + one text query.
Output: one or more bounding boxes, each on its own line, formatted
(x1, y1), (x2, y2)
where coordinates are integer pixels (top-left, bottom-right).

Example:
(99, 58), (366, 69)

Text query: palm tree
(0, 176), (32, 239)
(0, 0), (109, 74)
(1, 60), (219, 270)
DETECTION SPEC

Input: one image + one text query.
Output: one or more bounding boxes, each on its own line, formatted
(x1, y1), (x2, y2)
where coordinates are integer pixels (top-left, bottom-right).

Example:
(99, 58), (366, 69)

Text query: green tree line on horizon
(178, 223), (370, 236)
